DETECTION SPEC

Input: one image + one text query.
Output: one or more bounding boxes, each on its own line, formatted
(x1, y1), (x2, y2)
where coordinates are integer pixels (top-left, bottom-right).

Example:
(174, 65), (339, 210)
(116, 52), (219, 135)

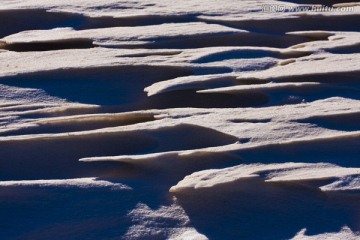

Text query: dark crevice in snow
(0, 113), (157, 136)
(328, 43), (360, 54)
(1, 39), (96, 52)
(229, 119), (271, 123)
(236, 134), (360, 167)
(273, 71), (360, 84)
(135, 89), (270, 109)
(0, 124), (238, 180)
(0, 9), (198, 38)
(106, 32), (321, 49)
(0, 65), (194, 106)
(203, 15), (360, 34)
(192, 49), (311, 64)
(296, 111), (360, 131)
(260, 82), (360, 107)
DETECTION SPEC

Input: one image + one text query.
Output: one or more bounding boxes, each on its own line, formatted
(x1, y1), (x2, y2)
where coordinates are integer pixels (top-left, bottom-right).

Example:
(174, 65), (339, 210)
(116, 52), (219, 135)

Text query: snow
(0, 178), (132, 190)
(0, 0), (359, 239)
(2, 23), (244, 47)
(170, 163), (360, 192)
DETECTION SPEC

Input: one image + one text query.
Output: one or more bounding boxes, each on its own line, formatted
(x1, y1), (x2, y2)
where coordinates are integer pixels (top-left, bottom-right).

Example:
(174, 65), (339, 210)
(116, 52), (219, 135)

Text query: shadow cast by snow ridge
(0, 66), (193, 106)
(173, 178), (360, 239)
(0, 9), (197, 38)
(0, 124), (237, 180)
(236, 134), (360, 168)
(0, 151), (243, 240)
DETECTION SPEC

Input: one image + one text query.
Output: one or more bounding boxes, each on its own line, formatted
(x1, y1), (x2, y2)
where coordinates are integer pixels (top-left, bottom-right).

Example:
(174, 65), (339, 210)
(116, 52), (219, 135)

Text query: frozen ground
(0, 0), (360, 239)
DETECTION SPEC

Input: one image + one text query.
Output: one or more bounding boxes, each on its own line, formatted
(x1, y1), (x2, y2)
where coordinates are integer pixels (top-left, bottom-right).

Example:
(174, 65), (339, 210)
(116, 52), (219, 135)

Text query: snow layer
(170, 163), (360, 192)
(2, 23), (244, 47)
(0, 0), (360, 239)
(0, 178), (132, 190)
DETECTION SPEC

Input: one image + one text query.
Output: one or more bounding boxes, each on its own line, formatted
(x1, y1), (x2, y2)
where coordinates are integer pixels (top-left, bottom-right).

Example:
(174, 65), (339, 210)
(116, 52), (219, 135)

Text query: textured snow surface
(170, 163), (360, 192)
(0, 0), (360, 239)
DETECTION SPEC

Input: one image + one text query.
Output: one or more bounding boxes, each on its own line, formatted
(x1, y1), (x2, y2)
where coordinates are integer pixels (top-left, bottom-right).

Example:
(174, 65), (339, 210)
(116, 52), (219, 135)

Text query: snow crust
(170, 163), (360, 192)
(0, 0), (359, 239)
(0, 178), (132, 190)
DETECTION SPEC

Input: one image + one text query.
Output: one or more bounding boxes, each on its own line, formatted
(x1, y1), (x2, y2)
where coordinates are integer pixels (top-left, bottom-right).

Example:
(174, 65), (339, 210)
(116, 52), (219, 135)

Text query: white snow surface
(0, 0), (360, 239)
(0, 178), (132, 190)
(170, 163), (360, 192)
